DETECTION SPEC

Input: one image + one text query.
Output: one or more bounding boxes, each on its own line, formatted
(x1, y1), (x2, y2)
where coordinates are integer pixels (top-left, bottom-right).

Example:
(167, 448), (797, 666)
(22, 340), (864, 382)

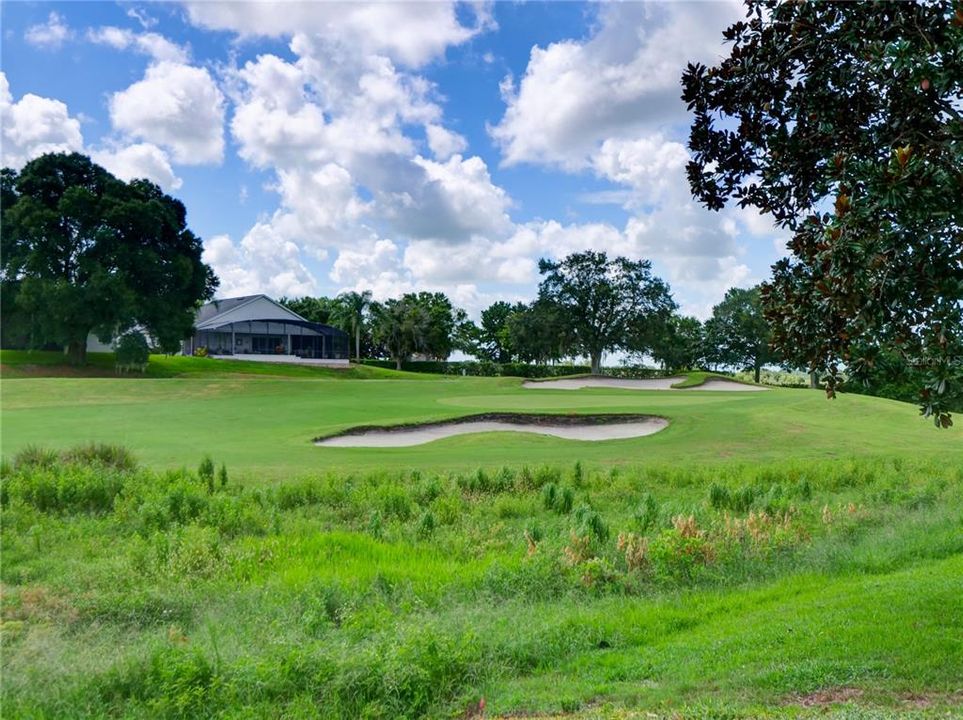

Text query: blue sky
(1, 1), (786, 319)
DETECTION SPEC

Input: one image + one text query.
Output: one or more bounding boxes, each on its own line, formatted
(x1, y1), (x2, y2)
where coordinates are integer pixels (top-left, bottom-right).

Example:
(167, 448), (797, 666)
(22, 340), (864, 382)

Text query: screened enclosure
(189, 318), (350, 360)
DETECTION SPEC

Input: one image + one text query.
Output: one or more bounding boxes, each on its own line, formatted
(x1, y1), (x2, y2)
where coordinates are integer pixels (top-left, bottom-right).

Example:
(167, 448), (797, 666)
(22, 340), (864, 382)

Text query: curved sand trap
(523, 376), (766, 392)
(692, 378), (767, 392)
(315, 413), (668, 448)
(524, 376), (684, 390)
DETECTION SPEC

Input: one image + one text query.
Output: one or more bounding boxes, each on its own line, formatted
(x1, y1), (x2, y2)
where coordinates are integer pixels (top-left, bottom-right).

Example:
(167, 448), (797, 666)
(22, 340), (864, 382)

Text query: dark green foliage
(708, 483), (757, 513)
(682, 1), (963, 424)
(703, 286), (776, 383)
(573, 504), (609, 543)
(416, 510), (436, 539)
(476, 300), (527, 363)
(198, 456), (215, 494)
(541, 482), (558, 510)
(218, 463), (228, 489)
(457, 467), (514, 495)
(633, 493), (660, 532)
(643, 314), (706, 372)
(1, 153), (217, 363)
(115, 331), (150, 372)
(537, 251), (676, 373)
(369, 292), (472, 369)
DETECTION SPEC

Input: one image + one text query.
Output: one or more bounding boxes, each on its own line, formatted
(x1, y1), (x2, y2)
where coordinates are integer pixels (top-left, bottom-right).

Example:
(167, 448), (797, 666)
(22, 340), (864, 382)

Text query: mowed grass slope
(2, 354), (960, 475)
(2, 357), (961, 718)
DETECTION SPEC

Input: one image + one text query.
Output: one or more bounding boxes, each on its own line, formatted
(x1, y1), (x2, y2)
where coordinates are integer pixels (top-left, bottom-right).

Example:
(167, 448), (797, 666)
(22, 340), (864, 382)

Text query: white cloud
(383, 154), (512, 242)
(87, 27), (190, 63)
(591, 135), (689, 204)
(490, 2), (741, 169)
(426, 124), (468, 160)
(92, 143), (182, 190)
(109, 61), (225, 164)
(126, 7), (158, 30)
(25, 12), (72, 50)
(183, 1), (486, 67)
(0, 73), (84, 169)
(203, 229), (318, 299)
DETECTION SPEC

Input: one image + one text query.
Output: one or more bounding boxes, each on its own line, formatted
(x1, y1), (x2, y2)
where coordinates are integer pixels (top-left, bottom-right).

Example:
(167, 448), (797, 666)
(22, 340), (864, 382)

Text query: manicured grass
(0, 349), (422, 380)
(1, 362), (959, 476)
(1, 361), (960, 718)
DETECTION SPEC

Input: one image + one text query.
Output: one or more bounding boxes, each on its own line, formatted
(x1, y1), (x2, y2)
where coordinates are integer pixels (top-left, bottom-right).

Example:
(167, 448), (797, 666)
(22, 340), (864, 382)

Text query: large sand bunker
(315, 413), (668, 448)
(523, 376), (767, 391)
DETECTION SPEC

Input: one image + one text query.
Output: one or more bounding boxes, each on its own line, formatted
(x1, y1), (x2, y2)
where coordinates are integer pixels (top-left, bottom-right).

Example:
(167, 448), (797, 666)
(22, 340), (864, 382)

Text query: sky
(1, 0), (789, 320)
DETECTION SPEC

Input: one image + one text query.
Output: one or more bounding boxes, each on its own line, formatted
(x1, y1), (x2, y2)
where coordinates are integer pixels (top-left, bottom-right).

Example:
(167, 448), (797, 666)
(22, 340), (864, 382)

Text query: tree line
(282, 251), (777, 380)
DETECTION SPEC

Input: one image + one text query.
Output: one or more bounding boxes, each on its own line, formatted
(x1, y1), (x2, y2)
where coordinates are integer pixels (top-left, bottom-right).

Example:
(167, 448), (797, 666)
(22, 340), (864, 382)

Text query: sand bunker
(523, 376), (766, 391)
(315, 413), (668, 448)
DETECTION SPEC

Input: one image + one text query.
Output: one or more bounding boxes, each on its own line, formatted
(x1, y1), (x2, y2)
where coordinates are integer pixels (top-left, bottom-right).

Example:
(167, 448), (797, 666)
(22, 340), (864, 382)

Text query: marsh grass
(2, 447), (961, 718)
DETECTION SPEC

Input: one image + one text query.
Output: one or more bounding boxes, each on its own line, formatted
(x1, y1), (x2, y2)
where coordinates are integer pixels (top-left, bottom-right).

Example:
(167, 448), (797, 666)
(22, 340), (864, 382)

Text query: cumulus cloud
(203, 229), (318, 299)
(426, 124), (468, 160)
(109, 61), (225, 164)
(183, 1), (486, 67)
(0, 72), (84, 169)
(490, 1), (742, 169)
(25, 12), (72, 50)
(92, 143), (182, 190)
(87, 26), (190, 63)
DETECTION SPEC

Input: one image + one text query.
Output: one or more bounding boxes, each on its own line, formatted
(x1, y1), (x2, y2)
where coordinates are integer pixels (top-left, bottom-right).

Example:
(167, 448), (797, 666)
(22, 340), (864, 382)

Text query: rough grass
(2, 447), (961, 718)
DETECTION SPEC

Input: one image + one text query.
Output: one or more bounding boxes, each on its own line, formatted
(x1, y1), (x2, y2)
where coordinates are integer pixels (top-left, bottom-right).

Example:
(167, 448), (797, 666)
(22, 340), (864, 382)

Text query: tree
(645, 314), (705, 372)
(682, 1), (963, 426)
(537, 251), (675, 373)
(370, 296), (429, 370)
(703, 287), (775, 383)
(1, 153), (217, 363)
(278, 296), (338, 325)
(504, 299), (574, 365)
(477, 301), (526, 362)
(333, 290), (372, 361)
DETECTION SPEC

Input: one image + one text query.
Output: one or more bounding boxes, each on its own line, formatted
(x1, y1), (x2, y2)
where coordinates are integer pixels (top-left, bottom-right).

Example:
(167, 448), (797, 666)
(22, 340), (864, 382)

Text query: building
(183, 294), (350, 364)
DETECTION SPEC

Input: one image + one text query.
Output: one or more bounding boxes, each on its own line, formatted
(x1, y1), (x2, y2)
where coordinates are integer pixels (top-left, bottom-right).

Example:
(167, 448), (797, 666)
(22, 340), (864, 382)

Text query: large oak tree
(1, 153), (217, 364)
(682, 0), (963, 426)
(537, 251), (675, 374)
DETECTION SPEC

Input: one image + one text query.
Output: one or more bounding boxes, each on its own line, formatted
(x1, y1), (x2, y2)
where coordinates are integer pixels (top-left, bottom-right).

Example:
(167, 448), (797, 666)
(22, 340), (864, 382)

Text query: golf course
(2, 351), (961, 718)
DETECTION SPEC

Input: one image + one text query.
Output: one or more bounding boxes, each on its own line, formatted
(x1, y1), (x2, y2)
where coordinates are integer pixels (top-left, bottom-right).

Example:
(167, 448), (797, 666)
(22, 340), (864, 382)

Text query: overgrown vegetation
(3, 446), (961, 718)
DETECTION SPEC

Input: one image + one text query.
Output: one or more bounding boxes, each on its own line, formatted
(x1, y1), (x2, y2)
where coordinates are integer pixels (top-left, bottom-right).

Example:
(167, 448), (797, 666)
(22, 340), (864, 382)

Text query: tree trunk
(809, 371), (818, 389)
(355, 326), (361, 361)
(754, 362), (761, 384)
(65, 338), (87, 366)
(395, 357), (402, 371)
(590, 351), (602, 375)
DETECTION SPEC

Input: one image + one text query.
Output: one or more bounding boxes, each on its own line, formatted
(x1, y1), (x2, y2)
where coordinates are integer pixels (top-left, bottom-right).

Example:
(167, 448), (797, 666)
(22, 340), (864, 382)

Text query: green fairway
(1, 353), (959, 476)
(2, 357), (961, 718)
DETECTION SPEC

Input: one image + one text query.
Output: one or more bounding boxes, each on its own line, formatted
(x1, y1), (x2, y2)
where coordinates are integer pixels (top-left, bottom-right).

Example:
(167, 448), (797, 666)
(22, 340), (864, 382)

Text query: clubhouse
(182, 294), (350, 364)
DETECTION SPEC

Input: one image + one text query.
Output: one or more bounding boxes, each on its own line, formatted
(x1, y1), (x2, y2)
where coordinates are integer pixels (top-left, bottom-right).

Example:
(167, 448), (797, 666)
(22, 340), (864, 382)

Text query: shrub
(61, 443), (137, 471)
(193, 346), (209, 358)
(633, 493), (660, 532)
(218, 464), (228, 489)
(115, 331), (150, 372)
(541, 482), (558, 510)
(457, 467), (514, 495)
(416, 510), (436, 539)
(13, 445), (61, 471)
(573, 505), (609, 543)
(377, 486), (412, 522)
(556, 487), (575, 515)
(198, 456), (215, 493)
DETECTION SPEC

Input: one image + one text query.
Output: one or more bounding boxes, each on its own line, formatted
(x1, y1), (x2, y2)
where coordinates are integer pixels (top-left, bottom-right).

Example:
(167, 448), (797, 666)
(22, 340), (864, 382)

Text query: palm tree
(334, 290), (372, 362)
